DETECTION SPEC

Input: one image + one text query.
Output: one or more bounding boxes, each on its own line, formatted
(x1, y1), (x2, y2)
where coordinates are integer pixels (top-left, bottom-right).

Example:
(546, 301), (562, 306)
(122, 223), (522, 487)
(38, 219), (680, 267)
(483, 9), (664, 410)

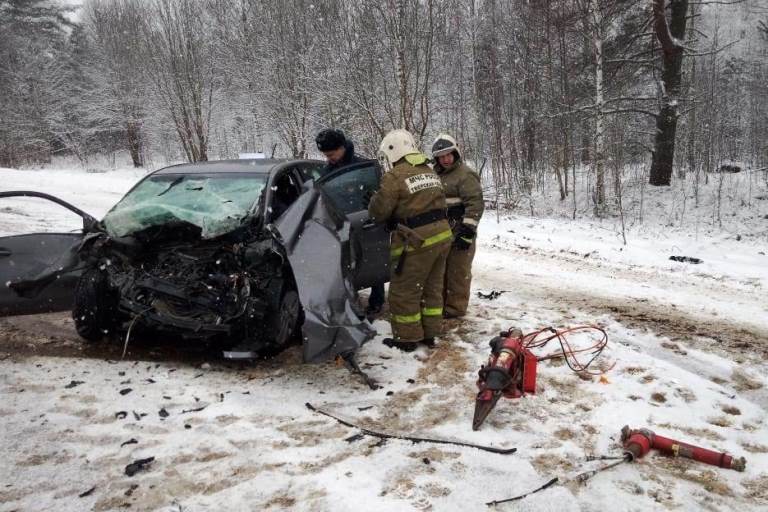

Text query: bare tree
(84, 0), (148, 167)
(140, 0), (218, 162)
(649, 0), (689, 186)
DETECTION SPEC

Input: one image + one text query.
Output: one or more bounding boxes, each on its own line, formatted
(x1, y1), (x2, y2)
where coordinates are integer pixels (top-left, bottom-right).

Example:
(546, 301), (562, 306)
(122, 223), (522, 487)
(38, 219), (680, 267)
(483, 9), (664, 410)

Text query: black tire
(269, 288), (301, 348)
(73, 269), (119, 342)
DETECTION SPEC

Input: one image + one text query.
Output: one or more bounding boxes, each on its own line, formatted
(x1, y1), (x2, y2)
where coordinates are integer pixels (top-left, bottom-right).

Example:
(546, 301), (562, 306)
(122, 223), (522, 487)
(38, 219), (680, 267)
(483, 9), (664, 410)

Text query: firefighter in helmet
(431, 134), (484, 318)
(368, 129), (452, 351)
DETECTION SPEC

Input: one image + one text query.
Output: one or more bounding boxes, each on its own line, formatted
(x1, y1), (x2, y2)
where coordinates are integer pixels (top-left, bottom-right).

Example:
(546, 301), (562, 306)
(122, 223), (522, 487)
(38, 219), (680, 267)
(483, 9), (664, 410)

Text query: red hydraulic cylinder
(621, 426), (746, 472)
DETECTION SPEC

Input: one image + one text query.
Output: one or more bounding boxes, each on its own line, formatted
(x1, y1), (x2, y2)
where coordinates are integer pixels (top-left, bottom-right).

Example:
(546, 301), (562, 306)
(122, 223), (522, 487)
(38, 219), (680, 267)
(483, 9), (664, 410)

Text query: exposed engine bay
(78, 221), (293, 354)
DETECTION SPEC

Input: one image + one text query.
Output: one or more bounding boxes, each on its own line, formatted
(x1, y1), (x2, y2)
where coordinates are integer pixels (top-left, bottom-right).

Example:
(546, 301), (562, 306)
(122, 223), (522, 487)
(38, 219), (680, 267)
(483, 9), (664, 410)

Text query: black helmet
(431, 133), (461, 159)
(315, 128), (346, 151)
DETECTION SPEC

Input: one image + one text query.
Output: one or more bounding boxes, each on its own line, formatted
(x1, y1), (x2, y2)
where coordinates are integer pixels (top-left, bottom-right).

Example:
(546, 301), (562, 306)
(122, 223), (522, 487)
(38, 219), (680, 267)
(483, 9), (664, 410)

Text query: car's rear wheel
(73, 269), (120, 341)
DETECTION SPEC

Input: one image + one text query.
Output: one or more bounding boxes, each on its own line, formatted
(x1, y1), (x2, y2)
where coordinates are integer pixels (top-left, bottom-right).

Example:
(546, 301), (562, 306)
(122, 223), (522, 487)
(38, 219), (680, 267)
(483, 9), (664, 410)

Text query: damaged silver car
(0, 159), (389, 364)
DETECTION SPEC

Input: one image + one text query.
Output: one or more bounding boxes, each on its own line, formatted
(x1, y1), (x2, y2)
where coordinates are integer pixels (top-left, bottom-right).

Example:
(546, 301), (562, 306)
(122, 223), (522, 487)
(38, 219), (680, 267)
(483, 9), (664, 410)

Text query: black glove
(362, 189), (375, 208)
(453, 223), (476, 250)
(385, 218), (399, 232)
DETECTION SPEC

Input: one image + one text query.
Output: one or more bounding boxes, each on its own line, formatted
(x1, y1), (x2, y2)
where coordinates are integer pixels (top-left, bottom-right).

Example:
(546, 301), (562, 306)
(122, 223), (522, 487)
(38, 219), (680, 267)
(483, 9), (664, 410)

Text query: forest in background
(1, 0), (767, 219)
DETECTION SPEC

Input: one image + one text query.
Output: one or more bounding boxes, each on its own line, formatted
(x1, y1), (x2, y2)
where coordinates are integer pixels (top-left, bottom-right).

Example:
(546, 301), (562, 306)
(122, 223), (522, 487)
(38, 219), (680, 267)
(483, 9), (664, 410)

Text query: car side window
(269, 170), (302, 221)
(318, 162), (381, 216)
(298, 162), (328, 181)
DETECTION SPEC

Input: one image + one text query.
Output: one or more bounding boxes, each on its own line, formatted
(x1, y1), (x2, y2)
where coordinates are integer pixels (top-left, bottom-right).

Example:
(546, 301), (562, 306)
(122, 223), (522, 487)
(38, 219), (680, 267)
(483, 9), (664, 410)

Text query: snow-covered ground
(1, 165), (767, 511)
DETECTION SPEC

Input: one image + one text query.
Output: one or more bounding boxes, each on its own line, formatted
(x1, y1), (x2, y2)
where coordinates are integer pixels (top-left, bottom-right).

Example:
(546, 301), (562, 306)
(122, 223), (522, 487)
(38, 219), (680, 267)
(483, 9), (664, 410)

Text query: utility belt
(396, 208), (447, 229)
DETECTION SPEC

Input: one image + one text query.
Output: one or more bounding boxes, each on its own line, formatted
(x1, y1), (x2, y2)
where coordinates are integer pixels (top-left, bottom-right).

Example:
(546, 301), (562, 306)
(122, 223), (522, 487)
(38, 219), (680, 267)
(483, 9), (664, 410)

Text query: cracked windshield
(103, 173), (267, 238)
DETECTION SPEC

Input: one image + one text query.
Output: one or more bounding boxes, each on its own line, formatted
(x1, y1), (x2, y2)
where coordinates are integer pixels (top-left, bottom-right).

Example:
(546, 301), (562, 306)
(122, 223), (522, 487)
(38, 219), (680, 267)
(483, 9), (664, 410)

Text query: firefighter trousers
(388, 241), (450, 342)
(444, 241), (476, 317)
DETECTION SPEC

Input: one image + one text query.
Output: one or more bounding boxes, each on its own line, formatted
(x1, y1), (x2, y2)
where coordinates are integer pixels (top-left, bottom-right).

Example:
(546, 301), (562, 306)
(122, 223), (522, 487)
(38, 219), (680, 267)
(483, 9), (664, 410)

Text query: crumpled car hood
(275, 187), (376, 363)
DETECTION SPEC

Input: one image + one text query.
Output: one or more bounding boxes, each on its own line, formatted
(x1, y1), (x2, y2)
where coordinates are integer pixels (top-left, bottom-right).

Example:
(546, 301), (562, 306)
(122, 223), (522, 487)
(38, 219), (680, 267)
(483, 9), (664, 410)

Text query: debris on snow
(669, 255), (703, 264)
(124, 457), (154, 477)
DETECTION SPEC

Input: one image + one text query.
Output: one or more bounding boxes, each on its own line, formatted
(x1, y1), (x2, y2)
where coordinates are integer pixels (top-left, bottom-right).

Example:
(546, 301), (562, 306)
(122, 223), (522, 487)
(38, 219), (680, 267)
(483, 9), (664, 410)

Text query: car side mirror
(82, 215), (99, 233)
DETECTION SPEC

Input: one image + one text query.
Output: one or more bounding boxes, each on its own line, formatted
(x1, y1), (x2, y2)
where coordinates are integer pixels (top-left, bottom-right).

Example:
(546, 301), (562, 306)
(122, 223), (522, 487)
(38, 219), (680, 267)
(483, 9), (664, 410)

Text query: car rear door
(315, 161), (390, 289)
(0, 192), (95, 316)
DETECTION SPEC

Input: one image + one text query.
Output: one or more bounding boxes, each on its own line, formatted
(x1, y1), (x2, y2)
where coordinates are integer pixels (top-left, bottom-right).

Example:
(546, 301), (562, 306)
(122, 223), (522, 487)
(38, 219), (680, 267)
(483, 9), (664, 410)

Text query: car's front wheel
(73, 269), (120, 341)
(270, 288), (301, 348)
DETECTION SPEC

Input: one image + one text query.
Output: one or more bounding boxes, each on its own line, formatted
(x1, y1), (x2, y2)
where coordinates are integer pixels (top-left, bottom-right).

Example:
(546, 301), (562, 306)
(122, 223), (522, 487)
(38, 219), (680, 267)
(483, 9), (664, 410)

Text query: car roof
(152, 158), (321, 176)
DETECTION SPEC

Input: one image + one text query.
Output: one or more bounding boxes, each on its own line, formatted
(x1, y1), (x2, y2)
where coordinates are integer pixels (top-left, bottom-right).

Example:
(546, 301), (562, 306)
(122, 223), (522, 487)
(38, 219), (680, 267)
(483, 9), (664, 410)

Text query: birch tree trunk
(591, 0), (605, 214)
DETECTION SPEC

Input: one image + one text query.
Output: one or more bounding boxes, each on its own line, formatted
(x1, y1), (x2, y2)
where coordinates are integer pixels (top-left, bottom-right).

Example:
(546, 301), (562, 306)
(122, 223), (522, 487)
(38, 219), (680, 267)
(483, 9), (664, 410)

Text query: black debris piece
(145, 379), (155, 384)
(357, 406), (373, 411)
(422, 457), (430, 465)
(219, 393), (224, 402)
(65, 380), (85, 389)
(669, 255), (703, 264)
(184, 424), (192, 430)
(115, 411), (128, 420)
(78, 486), (96, 498)
(118, 371), (125, 376)
(120, 380), (131, 385)
(120, 438), (138, 448)
(386, 391), (394, 396)
(158, 408), (169, 418)
(163, 396), (171, 400)
(119, 388), (132, 396)
(132, 411), (147, 421)
(477, 290), (508, 300)
(181, 406), (206, 414)
(124, 484), (139, 497)
(306, 402), (517, 455)
(345, 433), (365, 443)
(406, 379), (415, 384)
(124, 457), (154, 477)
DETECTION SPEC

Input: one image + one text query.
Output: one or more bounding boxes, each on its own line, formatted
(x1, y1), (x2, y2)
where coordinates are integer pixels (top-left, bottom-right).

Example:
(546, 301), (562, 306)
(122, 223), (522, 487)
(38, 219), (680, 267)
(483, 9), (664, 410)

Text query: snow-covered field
(1, 165), (767, 511)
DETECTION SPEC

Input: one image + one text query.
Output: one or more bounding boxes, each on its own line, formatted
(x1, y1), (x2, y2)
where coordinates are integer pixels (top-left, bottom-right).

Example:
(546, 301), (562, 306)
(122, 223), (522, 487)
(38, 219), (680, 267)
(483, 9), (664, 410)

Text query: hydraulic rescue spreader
(473, 326), (610, 430)
(473, 329), (537, 430)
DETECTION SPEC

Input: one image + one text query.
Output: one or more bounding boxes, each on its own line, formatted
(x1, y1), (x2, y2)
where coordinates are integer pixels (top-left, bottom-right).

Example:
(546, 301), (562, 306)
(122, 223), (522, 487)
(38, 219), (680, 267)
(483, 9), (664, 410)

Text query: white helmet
(431, 133), (461, 159)
(378, 129), (419, 171)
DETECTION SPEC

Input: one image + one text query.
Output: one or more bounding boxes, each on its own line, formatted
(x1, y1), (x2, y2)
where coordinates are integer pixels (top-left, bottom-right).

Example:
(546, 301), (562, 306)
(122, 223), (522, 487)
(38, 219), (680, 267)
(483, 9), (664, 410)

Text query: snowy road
(1, 167), (767, 511)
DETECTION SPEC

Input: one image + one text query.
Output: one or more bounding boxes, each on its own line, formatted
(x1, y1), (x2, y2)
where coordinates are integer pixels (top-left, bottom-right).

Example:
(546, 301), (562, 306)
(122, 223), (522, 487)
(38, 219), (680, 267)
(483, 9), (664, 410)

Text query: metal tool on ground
(473, 325), (610, 430)
(621, 425), (746, 471)
(486, 454), (632, 506)
(486, 425), (747, 506)
(305, 403), (516, 455)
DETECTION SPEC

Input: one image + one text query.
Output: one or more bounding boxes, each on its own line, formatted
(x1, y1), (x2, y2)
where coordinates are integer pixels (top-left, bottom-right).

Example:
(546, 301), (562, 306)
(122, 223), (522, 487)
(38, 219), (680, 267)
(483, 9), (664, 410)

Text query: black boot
(365, 303), (382, 322)
(420, 337), (436, 349)
(382, 338), (418, 352)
